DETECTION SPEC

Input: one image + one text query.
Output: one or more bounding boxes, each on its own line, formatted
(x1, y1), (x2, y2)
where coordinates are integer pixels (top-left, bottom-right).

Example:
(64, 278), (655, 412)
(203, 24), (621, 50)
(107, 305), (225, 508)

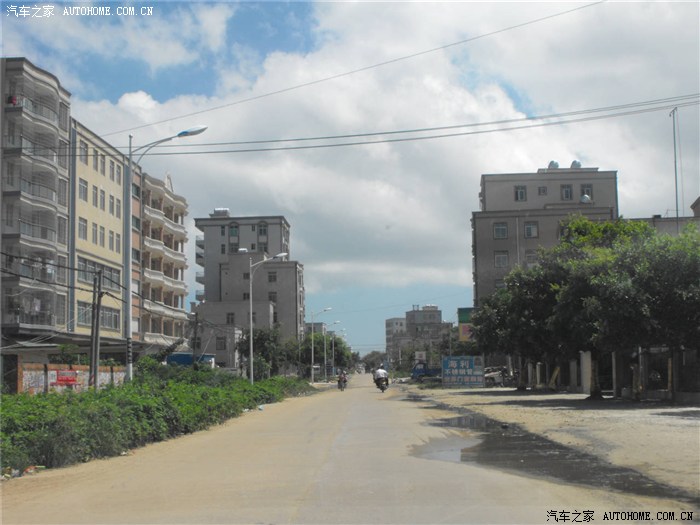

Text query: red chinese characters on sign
(55, 370), (78, 385)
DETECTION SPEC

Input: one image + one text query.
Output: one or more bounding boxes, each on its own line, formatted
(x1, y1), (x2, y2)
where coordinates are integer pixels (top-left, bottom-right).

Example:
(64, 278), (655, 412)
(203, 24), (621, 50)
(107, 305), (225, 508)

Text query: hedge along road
(1, 374), (691, 525)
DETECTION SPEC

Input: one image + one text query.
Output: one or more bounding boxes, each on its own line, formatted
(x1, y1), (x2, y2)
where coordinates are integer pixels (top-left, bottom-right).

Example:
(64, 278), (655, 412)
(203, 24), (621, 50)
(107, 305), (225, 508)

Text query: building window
(259, 224), (267, 236)
(132, 216), (141, 231)
(525, 250), (538, 268)
(251, 243), (256, 251)
(243, 292), (250, 300)
(494, 280), (506, 289)
(58, 179), (68, 207)
(100, 189), (106, 210)
(92, 222), (98, 244)
(132, 248), (141, 263)
(93, 148), (99, 170)
(78, 218), (88, 240)
(251, 225), (256, 232)
(92, 185), (98, 207)
(226, 313), (235, 325)
(561, 185), (573, 201)
(116, 199), (121, 218)
(514, 185), (527, 202)
(229, 225), (238, 236)
(243, 272), (250, 280)
(268, 292), (277, 303)
(100, 154), (106, 175)
(109, 195), (115, 215)
(221, 244), (226, 254)
(99, 226), (105, 247)
(229, 243), (239, 253)
(116, 233), (121, 253)
(57, 217), (67, 245)
(493, 222), (508, 239)
(132, 183), (140, 198)
(268, 272), (277, 283)
(259, 242), (268, 253)
(524, 221), (539, 239)
(116, 165), (122, 185)
(109, 160), (115, 181)
(77, 301), (91, 326)
(221, 226), (226, 236)
(581, 184), (593, 199)
(538, 186), (548, 196)
(494, 251), (509, 268)
(79, 141), (88, 164)
(109, 230), (114, 251)
(216, 337), (227, 351)
(79, 179), (88, 201)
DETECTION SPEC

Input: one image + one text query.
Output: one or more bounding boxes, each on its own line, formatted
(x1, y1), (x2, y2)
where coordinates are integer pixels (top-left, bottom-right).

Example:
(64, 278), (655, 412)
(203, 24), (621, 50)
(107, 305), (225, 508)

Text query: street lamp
(332, 327), (346, 376)
(248, 251), (287, 385)
(124, 125), (207, 380)
(310, 307), (331, 383)
(324, 321), (340, 380)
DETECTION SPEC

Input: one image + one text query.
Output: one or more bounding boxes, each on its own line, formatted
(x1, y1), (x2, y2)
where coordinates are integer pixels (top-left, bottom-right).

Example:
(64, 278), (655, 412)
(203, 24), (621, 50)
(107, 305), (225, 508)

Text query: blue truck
(411, 362), (442, 382)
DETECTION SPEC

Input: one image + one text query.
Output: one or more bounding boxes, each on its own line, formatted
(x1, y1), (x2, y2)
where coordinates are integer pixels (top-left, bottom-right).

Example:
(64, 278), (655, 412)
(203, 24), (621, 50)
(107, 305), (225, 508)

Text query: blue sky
(3, 1), (699, 355)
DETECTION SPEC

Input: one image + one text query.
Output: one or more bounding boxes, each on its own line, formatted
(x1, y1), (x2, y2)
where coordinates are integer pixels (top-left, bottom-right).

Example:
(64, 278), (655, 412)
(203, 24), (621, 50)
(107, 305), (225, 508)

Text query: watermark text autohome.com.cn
(6, 5), (55, 17)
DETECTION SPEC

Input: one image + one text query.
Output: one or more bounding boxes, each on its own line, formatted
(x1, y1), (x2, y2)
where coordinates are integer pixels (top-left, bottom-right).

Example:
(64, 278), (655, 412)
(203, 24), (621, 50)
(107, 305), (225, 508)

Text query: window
(251, 243), (256, 251)
(79, 179), (88, 201)
(243, 272), (250, 280)
(493, 222), (508, 239)
(581, 184), (593, 199)
(132, 183), (140, 198)
(78, 218), (88, 240)
(525, 250), (538, 268)
(259, 243), (268, 253)
(268, 292), (277, 303)
(495, 280), (506, 290)
(226, 313), (235, 325)
(109, 230), (114, 251)
(220, 226), (225, 236)
(58, 140), (69, 169)
(221, 244), (226, 254)
(92, 185), (98, 206)
(243, 292), (250, 300)
(79, 141), (88, 164)
(116, 198), (121, 218)
(229, 243), (239, 253)
(524, 221), (539, 239)
(116, 165), (122, 185)
(268, 272), (277, 283)
(109, 195), (115, 215)
(100, 189), (106, 210)
(99, 226), (105, 247)
(77, 301), (91, 326)
(100, 306), (120, 330)
(92, 222), (98, 244)
(93, 148), (99, 170)
(514, 185), (527, 202)
(251, 225), (256, 232)
(57, 217), (67, 245)
(100, 154), (106, 175)
(116, 233), (121, 253)
(216, 337), (227, 351)
(132, 216), (141, 231)
(132, 248), (141, 264)
(259, 224), (268, 236)
(538, 186), (548, 196)
(561, 185), (573, 200)
(58, 179), (68, 207)
(494, 251), (509, 268)
(109, 160), (115, 181)
(229, 225), (238, 236)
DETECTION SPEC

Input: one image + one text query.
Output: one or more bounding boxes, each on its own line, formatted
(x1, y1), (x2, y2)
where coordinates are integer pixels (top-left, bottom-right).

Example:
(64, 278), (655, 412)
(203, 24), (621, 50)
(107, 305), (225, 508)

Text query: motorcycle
(375, 377), (389, 393)
(338, 376), (347, 391)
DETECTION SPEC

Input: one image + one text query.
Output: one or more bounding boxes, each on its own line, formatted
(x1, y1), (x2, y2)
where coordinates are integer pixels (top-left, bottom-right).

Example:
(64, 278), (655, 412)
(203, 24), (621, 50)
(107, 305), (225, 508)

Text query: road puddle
(406, 394), (697, 504)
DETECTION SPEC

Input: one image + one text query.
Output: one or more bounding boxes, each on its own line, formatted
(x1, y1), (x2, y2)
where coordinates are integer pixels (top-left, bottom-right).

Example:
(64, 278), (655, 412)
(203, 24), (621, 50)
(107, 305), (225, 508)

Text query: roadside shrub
(0, 365), (315, 472)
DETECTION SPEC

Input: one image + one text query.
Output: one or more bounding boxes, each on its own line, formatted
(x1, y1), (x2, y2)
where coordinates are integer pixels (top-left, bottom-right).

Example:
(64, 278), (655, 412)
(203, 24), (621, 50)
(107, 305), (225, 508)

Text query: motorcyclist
(338, 369), (348, 390)
(373, 363), (389, 389)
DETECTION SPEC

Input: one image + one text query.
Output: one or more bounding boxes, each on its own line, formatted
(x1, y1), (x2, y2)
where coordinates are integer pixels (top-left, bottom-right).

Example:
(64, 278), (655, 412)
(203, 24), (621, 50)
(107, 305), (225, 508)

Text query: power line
(102, 1), (606, 137)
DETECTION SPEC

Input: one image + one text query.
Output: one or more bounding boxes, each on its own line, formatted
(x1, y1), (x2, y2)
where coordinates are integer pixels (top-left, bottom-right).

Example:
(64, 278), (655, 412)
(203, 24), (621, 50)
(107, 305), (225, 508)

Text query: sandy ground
(398, 383), (700, 500)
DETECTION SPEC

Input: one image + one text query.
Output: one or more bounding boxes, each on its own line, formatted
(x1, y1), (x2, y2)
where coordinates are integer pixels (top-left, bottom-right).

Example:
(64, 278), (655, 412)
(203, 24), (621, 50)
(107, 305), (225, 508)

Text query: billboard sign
(442, 355), (484, 387)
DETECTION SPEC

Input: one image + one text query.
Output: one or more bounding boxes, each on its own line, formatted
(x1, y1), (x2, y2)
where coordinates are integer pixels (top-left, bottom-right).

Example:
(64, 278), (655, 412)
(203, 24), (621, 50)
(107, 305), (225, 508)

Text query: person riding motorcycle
(338, 370), (348, 390)
(373, 364), (389, 390)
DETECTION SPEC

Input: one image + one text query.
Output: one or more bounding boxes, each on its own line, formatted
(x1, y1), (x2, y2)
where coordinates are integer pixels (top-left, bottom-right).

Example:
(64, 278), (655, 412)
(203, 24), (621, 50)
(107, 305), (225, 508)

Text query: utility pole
(89, 270), (103, 388)
(191, 312), (199, 368)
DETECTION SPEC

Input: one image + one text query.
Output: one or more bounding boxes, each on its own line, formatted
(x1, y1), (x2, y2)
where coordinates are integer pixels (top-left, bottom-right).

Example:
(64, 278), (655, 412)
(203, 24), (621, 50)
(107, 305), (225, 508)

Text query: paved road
(1, 374), (691, 524)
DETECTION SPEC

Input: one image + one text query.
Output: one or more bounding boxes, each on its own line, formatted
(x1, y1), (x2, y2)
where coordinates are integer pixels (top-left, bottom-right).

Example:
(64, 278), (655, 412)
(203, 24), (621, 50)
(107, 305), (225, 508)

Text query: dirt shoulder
(400, 384), (700, 499)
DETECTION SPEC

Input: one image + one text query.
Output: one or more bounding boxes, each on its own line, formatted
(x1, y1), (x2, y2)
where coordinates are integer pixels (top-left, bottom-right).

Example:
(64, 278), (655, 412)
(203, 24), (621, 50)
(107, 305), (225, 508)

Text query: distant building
(194, 209), (305, 368)
(385, 306), (451, 367)
(471, 162), (619, 304)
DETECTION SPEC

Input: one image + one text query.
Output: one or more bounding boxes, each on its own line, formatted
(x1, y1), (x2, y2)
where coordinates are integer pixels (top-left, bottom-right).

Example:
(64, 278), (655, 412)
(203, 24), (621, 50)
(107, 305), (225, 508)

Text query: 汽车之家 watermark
(546, 510), (695, 522)
(6, 5), (156, 17)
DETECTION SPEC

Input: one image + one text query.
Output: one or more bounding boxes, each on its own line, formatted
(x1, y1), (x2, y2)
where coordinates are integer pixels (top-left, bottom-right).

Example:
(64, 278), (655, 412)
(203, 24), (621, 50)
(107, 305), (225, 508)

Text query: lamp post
(310, 307), (331, 383)
(124, 125), (207, 380)
(248, 252), (287, 385)
(332, 327), (346, 375)
(324, 321), (340, 380)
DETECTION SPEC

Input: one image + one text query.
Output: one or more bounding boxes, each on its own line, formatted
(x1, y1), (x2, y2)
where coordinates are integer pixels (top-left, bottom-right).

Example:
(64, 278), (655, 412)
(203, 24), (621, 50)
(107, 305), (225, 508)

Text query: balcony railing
(6, 94), (59, 125)
(20, 178), (56, 202)
(19, 219), (56, 243)
(4, 135), (57, 163)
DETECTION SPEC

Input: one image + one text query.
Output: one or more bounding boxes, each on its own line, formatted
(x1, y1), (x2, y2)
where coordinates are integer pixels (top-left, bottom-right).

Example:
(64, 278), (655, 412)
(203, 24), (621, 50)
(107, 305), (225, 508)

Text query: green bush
(0, 361), (315, 472)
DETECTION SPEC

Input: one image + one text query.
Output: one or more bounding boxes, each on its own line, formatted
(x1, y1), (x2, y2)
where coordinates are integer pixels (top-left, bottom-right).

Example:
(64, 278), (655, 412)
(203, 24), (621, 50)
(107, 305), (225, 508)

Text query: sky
(3, 0), (699, 356)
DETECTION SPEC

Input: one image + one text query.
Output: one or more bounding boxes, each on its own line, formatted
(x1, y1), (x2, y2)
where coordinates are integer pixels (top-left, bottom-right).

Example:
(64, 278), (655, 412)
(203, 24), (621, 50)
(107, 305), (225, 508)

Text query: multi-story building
(194, 209), (305, 368)
(139, 173), (189, 349)
(471, 162), (619, 304)
(70, 120), (128, 346)
(1, 57), (72, 342)
(385, 306), (451, 367)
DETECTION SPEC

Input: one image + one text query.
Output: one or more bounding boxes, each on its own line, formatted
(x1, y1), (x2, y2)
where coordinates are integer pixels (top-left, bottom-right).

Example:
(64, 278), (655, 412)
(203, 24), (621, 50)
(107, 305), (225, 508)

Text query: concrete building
(194, 209), (305, 368)
(471, 162), (619, 304)
(139, 173), (189, 349)
(70, 120), (128, 344)
(1, 57), (72, 343)
(385, 306), (452, 368)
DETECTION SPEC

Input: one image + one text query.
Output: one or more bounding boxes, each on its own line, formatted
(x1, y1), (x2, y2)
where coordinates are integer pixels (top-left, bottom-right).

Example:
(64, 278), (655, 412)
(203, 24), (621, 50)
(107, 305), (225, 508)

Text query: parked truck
(411, 362), (442, 382)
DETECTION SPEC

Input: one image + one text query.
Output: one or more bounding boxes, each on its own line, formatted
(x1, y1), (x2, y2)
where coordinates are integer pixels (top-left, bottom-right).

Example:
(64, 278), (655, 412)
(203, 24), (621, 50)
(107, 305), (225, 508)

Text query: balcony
(6, 94), (59, 127)
(4, 135), (57, 166)
(195, 235), (204, 249)
(196, 271), (205, 285)
(195, 289), (205, 302)
(18, 219), (57, 244)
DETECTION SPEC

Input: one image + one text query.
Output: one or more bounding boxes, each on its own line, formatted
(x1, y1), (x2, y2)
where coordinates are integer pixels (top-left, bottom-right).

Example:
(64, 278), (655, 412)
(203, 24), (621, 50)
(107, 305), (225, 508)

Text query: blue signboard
(442, 355), (484, 387)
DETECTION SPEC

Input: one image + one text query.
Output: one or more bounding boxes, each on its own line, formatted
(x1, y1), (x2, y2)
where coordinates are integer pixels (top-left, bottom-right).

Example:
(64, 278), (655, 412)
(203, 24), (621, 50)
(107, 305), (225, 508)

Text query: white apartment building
(194, 209), (305, 368)
(471, 162), (619, 304)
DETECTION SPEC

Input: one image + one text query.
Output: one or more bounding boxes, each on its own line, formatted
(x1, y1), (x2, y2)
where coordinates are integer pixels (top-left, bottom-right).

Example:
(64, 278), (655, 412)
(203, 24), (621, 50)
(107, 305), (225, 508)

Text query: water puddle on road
(406, 394), (698, 504)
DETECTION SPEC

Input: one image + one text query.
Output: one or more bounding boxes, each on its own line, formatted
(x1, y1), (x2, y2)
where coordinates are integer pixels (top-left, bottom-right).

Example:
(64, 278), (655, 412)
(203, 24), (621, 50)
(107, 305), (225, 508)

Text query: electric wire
(102, 1), (606, 136)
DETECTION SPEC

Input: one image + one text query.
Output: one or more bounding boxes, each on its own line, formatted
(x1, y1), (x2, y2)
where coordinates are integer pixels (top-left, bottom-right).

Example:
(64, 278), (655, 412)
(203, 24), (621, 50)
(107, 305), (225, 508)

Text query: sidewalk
(401, 384), (700, 499)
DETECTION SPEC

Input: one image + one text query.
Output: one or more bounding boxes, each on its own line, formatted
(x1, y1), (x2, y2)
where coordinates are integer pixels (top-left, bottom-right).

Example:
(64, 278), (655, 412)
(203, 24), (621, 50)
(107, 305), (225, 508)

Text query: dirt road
(2, 374), (696, 524)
